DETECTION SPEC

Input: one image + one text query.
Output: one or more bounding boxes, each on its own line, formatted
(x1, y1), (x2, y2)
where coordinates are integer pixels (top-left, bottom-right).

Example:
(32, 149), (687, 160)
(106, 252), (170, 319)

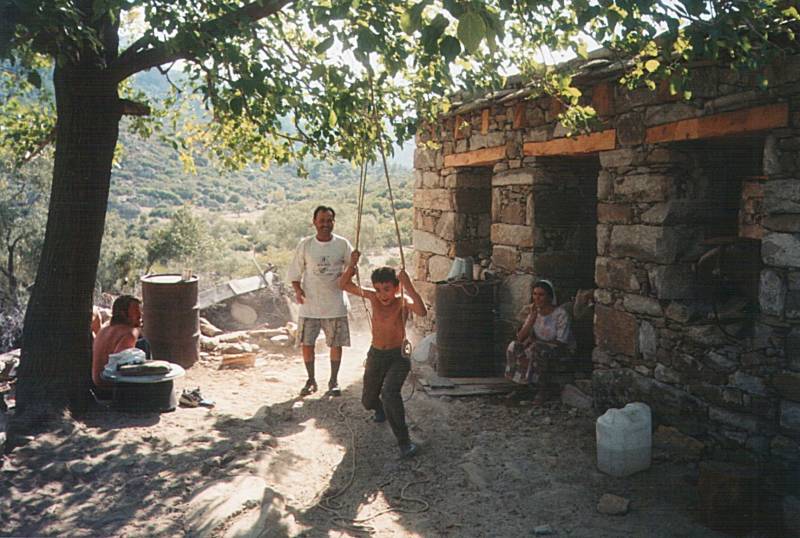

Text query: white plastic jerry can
(596, 402), (652, 477)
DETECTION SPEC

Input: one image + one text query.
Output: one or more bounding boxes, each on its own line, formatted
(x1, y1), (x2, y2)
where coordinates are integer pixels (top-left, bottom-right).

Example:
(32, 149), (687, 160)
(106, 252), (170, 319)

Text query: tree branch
(108, 0), (295, 83)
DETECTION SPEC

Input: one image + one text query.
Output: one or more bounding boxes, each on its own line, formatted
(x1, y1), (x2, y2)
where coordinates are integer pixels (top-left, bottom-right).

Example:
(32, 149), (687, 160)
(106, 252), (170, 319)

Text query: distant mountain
(107, 70), (413, 220)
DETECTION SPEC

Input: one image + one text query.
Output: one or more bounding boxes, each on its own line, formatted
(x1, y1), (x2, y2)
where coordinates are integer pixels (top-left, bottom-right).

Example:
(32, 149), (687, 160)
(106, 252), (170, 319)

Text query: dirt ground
(0, 329), (729, 538)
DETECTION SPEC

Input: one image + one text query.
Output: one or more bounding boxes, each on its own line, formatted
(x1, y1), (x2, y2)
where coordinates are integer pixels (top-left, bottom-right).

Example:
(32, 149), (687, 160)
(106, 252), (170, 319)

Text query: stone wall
(412, 54), (800, 484)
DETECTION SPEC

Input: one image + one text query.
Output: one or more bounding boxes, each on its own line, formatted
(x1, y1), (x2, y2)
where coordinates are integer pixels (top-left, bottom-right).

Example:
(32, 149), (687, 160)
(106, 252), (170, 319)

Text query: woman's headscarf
(533, 279), (557, 306)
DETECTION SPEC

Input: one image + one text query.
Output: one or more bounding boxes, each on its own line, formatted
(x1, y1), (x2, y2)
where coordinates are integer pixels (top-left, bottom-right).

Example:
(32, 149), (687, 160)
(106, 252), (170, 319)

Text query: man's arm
(398, 270), (427, 317)
(287, 239), (306, 304)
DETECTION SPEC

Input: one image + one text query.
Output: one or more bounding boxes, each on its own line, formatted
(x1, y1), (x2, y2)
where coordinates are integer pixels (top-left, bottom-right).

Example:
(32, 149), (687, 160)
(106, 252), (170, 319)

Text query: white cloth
(103, 347), (146, 377)
(286, 234), (352, 318)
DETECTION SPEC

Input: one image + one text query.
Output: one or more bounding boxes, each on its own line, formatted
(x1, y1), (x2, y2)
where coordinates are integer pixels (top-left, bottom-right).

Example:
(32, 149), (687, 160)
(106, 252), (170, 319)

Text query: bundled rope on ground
(312, 400), (430, 535)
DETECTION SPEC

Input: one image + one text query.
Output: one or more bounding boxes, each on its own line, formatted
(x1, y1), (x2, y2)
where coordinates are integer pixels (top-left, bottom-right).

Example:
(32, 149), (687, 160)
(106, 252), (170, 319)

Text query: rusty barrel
(141, 274), (199, 368)
(435, 280), (497, 377)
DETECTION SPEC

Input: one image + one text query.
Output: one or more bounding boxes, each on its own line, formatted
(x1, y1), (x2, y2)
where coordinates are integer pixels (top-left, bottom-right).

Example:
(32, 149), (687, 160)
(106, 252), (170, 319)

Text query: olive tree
(0, 0), (796, 430)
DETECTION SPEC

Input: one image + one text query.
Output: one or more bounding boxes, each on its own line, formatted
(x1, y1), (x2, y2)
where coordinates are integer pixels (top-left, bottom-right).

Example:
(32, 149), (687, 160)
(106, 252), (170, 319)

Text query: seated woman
(505, 280), (575, 404)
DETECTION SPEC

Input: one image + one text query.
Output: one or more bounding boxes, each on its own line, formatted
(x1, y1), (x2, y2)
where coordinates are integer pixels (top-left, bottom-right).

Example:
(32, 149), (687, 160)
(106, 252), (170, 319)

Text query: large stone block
(491, 223), (533, 247)
(434, 212), (455, 240)
(492, 167), (539, 186)
(644, 102), (700, 126)
(454, 189), (491, 214)
(427, 255), (453, 282)
(414, 147), (439, 169)
(597, 203), (633, 224)
(615, 111), (646, 146)
(787, 290), (800, 319)
(762, 214), (800, 233)
(599, 148), (639, 169)
(413, 230), (449, 256)
(762, 232), (800, 268)
(615, 173), (672, 202)
(595, 305), (638, 356)
(760, 269), (787, 316)
(780, 400), (800, 433)
(773, 372), (800, 402)
(641, 200), (706, 225)
(639, 320), (657, 358)
(595, 257), (641, 291)
(492, 245), (518, 272)
(762, 180), (800, 214)
(623, 294), (663, 316)
(492, 187), (529, 225)
(648, 264), (696, 299)
(609, 225), (693, 264)
(414, 189), (453, 211)
(709, 407), (761, 433)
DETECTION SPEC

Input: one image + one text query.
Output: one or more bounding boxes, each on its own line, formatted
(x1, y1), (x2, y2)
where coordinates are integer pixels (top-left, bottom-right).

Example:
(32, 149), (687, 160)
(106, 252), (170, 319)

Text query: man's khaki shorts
(297, 316), (350, 348)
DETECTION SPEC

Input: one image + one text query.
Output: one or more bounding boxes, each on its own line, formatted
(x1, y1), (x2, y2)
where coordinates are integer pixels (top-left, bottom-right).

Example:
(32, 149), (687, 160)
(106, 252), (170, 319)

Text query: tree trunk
(13, 62), (121, 428)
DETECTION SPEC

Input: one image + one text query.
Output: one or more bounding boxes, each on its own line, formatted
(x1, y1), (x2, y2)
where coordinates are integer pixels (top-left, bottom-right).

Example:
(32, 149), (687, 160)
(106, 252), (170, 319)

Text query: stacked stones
(412, 54), (800, 485)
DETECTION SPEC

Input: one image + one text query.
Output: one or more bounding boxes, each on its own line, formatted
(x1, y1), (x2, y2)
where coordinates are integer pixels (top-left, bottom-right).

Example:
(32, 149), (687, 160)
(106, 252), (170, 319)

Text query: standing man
(287, 206), (353, 396)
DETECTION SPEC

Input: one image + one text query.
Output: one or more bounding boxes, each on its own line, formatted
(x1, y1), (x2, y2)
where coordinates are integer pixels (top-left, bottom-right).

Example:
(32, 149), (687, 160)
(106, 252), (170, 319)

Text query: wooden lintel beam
(645, 103), (789, 144)
(444, 145), (506, 168)
(523, 129), (616, 157)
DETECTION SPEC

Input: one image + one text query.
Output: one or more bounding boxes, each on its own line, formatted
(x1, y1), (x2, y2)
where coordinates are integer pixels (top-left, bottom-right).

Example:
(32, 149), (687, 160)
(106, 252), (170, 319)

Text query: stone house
(411, 53), (800, 489)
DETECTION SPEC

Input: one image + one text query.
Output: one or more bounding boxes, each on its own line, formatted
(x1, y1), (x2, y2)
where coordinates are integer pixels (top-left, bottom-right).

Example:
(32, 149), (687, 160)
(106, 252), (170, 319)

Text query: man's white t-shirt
(286, 234), (353, 319)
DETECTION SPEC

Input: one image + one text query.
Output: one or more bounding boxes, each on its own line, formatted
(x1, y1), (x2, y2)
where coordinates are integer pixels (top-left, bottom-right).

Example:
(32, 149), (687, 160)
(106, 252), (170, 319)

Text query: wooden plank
(424, 384), (515, 397)
(645, 103), (789, 144)
(523, 129), (616, 157)
(513, 102), (525, 129)
(447, 377), (515, 386)
(420, 374), (455, 389)
(481, 109), (490, 134)
(444, 145), (506, 168)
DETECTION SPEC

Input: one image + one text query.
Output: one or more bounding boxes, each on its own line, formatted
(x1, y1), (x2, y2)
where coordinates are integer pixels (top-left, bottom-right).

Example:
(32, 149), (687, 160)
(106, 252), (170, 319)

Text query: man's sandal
(300, 379), (318, 396)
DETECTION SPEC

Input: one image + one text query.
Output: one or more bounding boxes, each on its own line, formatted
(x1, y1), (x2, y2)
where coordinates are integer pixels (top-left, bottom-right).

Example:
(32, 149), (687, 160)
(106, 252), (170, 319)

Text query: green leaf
(644, 59), (659, 73)
(315, 36), (334, 54)
(229, 96), (243, 115)
(576, 40), (588, 60)
(329, 108), (338, 126)
(356, 28), (379, 52)
(440, 35), (461, 62)
(457, 12), (486, 54)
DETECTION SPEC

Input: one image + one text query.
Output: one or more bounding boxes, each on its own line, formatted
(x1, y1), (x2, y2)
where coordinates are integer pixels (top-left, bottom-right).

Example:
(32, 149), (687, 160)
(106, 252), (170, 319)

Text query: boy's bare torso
(369, 295), (408, 350)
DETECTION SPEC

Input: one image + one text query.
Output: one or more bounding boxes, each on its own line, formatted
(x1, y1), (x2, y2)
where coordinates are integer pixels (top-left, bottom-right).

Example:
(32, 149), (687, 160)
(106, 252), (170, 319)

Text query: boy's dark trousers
(362, 347), (410, 446)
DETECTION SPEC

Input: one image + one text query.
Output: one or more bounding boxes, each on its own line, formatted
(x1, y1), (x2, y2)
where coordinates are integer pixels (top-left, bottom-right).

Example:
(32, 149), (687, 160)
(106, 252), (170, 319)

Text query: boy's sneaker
(328, 382), (342, 397)
(373, 408), (386, 423)
(179, 389), (201, 408)
(300, 379), (318, 396)
(399, 442), (418, 459)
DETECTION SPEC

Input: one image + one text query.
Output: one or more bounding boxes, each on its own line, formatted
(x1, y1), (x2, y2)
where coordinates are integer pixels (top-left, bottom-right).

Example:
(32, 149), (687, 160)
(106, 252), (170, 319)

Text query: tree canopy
(0, 0), (798, 423)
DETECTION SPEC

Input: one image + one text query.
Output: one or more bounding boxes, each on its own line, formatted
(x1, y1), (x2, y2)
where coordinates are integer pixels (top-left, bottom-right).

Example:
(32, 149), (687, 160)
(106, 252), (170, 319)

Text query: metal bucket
(435, 280), (497, 377)
(141, 274), (199, 367)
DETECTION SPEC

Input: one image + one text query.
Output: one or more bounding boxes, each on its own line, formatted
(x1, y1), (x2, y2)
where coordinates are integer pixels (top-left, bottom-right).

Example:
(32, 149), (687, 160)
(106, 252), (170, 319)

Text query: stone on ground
(597, 493), (630, 515)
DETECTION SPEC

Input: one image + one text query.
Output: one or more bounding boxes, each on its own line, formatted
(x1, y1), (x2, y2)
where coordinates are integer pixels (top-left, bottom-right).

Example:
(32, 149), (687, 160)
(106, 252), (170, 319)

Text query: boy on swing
(339, 250), (427, 458)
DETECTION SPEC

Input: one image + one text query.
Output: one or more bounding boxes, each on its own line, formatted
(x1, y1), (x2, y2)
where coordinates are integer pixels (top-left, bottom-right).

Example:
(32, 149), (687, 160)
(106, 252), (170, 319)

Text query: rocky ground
(0, 328), (733, 537)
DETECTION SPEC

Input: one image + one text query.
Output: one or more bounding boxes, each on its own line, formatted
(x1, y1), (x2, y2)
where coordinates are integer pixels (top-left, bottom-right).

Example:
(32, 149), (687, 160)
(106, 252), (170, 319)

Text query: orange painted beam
(481, 109), (490, 135)
(523, 129), (616, 157)
(444, 145), (506, 168)
(646, 102), (789, 144)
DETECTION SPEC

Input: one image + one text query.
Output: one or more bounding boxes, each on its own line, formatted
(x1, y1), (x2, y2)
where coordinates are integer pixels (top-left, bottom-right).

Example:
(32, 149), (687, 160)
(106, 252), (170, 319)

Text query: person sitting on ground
(505, 280), (575, 405)
(91, 295), (143, 399)
(339, 251), (427, 458)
